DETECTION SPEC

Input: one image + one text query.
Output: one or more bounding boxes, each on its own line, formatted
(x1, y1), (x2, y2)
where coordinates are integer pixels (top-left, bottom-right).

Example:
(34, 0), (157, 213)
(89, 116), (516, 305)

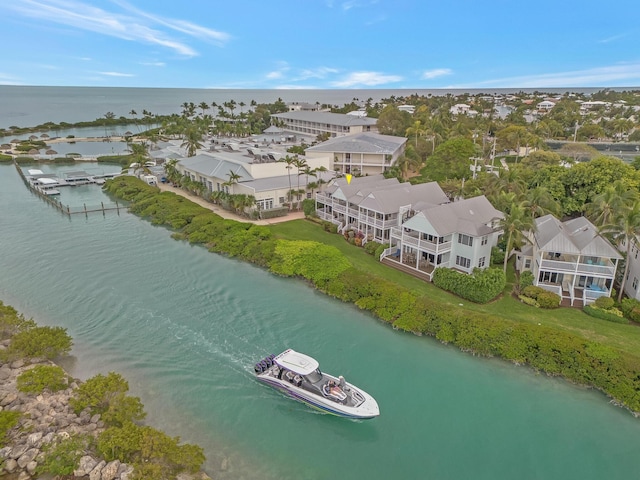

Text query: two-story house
(383, 196), (503, 280)
(515, 214), (621, 306)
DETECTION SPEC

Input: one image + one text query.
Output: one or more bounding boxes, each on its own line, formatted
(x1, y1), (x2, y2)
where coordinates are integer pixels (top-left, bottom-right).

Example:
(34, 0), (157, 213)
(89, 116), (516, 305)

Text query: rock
(90, 413), (101, 424)
(0, 392), (17, 407)
(10, 444), (29, 460)
(27, 431), (43, 448)
(221, 456), (229, 471)
(97, 420), (105, 428)
(101, 459), (121, 480)
(0, 369), (10, 381)
(11, 359), (24, 369)
(0, 446), (11, 459)
(3, 458), (17, 473)
(26, 460), (38, 475)
(89, 459), (106, 480)
(17, 448), (39, 469)
(75, 455), (98, 477)
(119, 464), (135, 480)
(35, 394), (44, 402)
(40, 432), (55, 445)
(85, 422), (97, 432)
(17, 471), (31, 480)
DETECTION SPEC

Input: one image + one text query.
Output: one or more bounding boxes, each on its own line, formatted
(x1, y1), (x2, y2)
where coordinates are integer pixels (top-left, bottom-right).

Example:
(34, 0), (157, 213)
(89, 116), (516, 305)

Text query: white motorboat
(254, 349), (380, 420)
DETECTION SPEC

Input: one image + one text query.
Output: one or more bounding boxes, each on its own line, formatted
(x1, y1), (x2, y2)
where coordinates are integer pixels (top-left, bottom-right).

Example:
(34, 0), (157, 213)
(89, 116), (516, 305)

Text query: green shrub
(374, 243), (389, 260)
(432, 267), (506, 304)
(0, 411), (21, 447)
(4, 326), (72, 360)
(97, 422), (205, 480)
(536, 291), (561, 308)
(518, 270), (534, 291)
(0, 301), (36, 339)
(0, 154), (12, 163)
(594, 296), (615, 310)
(583, 305), (629, 324)
(518, 295), (539, 307)
(70, 372), (146, 427)
(522, 285), (545, 299)
(620, 298), (640, 322)
(302, 198), (316, 217)
(259, 207), (288, 219)
(364, 241), (382, 255)
(491, 246), (505, 265)
(17, 364), (69, 394)
(270, 240), (351, 283)
(36, 433), (89, 476)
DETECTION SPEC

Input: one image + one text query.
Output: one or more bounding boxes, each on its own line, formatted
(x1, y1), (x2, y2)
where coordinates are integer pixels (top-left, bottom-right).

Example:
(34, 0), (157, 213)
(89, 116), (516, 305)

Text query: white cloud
(98, 71), (135, 77)
(598, 33), (628, 44)
(422, 68), (452, 79)
(330, 71), (402, 87)
(460, 63), (640, 88)
(140, 61), (166, 67)
(295, 67), (339, 81)
(3, 0), (230, 57)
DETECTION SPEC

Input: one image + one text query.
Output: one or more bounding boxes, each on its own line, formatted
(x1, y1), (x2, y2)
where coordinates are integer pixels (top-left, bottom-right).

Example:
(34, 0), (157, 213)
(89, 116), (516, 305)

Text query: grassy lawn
(269, 219), (640, 357)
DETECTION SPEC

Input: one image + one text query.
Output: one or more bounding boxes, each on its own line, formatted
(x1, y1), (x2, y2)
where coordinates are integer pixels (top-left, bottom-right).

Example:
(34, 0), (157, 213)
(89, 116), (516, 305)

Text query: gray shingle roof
(534, 214), (621, 258)
(358, 182), (449, 214)
(405, 195), (503, 237)
(305, 132), (406, 154)
(272, 111), (377, 127)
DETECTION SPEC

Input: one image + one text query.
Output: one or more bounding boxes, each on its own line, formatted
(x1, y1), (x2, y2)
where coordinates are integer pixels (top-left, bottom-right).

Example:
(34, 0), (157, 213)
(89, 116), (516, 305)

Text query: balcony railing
(391, 228), (452, 253)
(539, 258), (615, 277)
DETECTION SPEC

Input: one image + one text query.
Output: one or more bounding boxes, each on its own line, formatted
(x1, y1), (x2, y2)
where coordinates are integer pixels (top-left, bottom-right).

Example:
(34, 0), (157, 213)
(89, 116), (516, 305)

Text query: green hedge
(521, 285), (561, 308)
(432, 267), (506, 303)
(583, 305), (629, 324)
(0, 154), (12, 163)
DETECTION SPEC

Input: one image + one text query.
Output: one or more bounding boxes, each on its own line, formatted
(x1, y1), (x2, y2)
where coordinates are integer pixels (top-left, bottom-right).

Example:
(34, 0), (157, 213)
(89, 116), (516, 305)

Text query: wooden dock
(14, 161), (124, 217)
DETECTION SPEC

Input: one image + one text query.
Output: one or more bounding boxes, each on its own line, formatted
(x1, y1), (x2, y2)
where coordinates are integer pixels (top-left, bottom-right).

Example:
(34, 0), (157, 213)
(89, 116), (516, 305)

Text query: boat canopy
(37, 177), (58, 185)
(274, 349), (319, 375)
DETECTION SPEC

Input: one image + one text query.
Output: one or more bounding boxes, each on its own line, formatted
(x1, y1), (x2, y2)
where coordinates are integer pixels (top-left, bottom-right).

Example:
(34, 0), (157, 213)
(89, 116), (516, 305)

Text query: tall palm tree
(224, 170), (242, 193)
(586, 181), (638, 228)
(198, 102), (209, 117)
(293, 156), (308, 210)
(602, 199), (640, 301)
(405, 120), (426, 149)
(278, 155), (296, 209)
(523, 186), (561, 220)
(181, 127), (204, 157)
(500, 201), (534, 273)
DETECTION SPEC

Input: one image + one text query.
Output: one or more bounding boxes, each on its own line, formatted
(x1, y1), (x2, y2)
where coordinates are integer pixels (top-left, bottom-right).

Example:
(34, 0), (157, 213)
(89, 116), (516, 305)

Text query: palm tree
(181, 127), (204, 157)
(586, 181), (638, 228)
(198, 102), (209, 117)
(293, 156), (308, 210)
(500, 201), (535, 273)
(523, 186), (561, 220)
(602, 199), (640, 301)
(224, 170), (242, 193)
(278, 155), (296, 209)
(405, 120), (426, 149)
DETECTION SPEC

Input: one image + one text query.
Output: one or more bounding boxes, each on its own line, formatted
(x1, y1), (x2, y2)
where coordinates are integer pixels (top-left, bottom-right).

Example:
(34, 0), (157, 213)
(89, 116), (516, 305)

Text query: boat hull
(257, 375), (379, 420)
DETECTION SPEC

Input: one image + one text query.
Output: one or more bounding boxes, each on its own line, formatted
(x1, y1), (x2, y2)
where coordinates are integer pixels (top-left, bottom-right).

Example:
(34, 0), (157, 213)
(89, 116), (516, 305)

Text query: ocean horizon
(2, 85), (638, 130)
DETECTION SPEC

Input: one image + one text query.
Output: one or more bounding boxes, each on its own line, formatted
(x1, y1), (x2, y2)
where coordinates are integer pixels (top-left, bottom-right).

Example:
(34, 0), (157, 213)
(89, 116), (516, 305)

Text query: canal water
(1, 163), (639, 480)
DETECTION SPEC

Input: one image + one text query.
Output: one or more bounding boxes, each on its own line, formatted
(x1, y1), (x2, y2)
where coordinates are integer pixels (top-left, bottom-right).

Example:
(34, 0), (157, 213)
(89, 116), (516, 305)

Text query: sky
(1, 0), (640, 89)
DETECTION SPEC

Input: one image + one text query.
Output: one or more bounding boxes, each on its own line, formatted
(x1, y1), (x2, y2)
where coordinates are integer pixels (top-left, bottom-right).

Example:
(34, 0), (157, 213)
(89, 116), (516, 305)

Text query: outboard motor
(254, 363), (264, 373)
(264, 357), (273, 368)
(259, 360), (268, 371)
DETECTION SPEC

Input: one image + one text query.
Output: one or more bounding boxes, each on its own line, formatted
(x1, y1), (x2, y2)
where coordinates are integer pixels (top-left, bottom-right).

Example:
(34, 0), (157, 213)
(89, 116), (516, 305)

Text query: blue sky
(2, 0), (640, 89)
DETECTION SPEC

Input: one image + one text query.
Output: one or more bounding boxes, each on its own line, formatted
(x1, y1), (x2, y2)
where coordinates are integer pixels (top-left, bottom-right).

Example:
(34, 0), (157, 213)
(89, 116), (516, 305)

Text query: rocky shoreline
(0, 337), (210, 480)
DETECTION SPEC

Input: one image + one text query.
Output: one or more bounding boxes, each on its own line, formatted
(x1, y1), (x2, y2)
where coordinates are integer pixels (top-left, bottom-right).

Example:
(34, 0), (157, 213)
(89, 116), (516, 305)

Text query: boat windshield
(305, 369), (323, 383)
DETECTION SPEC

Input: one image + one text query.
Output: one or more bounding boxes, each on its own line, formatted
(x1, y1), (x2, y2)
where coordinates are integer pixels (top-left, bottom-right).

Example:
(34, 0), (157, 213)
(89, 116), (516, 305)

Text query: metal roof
(405, 196), (503, 237)
(534, 214), (621, 258)
(305, 132), (406, 154)
(358, 181), (449, 214)
(179, 153), (252, 181)
(274, 349), (320, 375)
(272, 111), (377, 127)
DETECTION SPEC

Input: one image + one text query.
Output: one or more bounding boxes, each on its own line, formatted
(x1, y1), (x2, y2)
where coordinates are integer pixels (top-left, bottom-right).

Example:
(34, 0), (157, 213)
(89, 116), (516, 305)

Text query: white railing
(540, 259), (615, 278)
(379, 246), (399, 261)
(538, 283), (562, 299)
(583, 288), (609, 304)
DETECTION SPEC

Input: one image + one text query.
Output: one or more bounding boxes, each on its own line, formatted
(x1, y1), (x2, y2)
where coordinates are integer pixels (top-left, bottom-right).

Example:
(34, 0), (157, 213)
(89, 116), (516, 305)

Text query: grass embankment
(103, 176), (640, 414)
(271, 219), (640, 357)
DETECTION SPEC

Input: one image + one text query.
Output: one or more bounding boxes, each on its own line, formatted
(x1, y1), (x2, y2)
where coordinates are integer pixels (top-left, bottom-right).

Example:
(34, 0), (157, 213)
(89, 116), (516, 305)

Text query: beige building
(305, 132), (407, 176)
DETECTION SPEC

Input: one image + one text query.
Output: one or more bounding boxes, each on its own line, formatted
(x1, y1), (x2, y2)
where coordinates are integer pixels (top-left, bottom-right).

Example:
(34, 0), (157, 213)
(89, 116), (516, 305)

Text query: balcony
(539, 258), (615, 277)
(316, 193), (332, 204)
(391, 228), (452, 254)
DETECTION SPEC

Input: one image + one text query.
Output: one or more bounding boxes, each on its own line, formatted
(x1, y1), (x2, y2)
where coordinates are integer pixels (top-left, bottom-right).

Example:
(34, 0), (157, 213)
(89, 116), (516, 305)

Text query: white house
(305, 132), (407, 176)
(450, 104), (476, 116)
(516, 214), (621, 306)
(619, 235), (640, 301)
(384, 196), (503, 280)
(536, 100), (556, 112)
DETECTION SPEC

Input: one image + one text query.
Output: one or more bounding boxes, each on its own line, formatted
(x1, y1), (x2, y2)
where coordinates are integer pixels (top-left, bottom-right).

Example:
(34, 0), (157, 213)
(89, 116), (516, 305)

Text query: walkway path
(156, 183), (305, 225)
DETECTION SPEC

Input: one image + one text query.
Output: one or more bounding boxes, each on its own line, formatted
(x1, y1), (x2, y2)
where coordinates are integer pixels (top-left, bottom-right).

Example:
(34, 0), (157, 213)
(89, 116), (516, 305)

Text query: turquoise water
(1, 163), (640, 479)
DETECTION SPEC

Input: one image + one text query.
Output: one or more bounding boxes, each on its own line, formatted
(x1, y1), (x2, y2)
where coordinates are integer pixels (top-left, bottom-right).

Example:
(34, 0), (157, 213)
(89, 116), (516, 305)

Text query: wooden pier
(14, 161), (124, 217)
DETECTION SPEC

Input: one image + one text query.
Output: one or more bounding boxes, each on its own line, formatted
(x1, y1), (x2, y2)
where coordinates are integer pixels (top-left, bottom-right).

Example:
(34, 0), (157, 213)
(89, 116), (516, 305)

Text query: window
(458, 234), (473, 246)
(481, 235), (488, 246)
(524, 259), (531, 269)
(478, 257), (486, 268)
(279, 197), (285, 204)
(456, 256), (471, 268)
(634, 277), (639, 291)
